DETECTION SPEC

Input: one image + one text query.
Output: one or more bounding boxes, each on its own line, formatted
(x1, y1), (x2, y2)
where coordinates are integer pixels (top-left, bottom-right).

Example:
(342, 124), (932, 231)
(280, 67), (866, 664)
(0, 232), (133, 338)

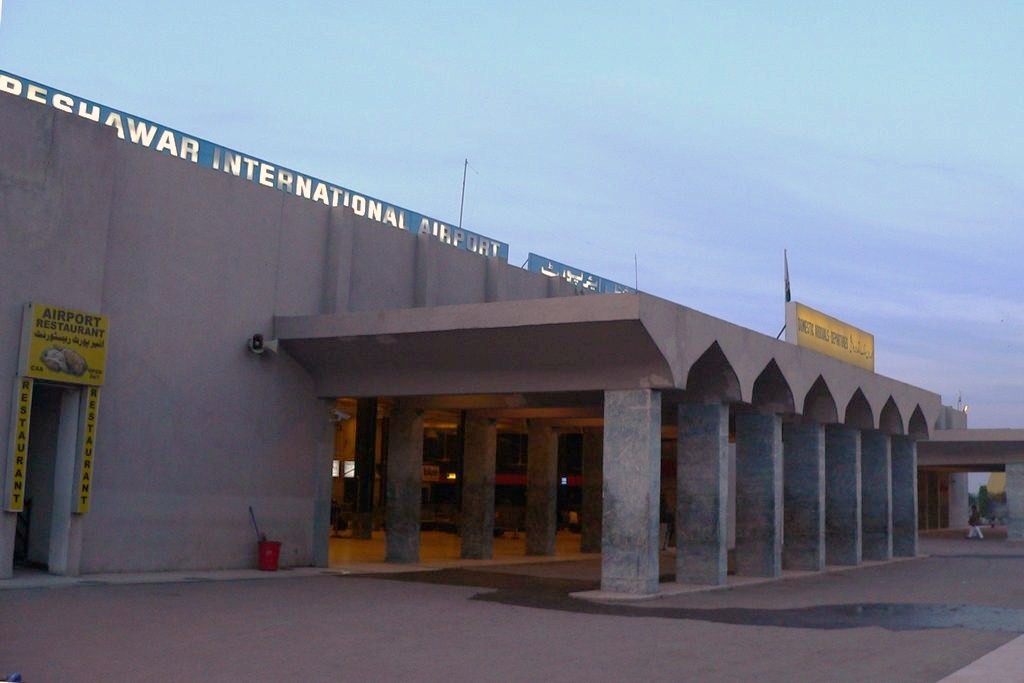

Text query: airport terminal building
(1, 71), (1012, 595)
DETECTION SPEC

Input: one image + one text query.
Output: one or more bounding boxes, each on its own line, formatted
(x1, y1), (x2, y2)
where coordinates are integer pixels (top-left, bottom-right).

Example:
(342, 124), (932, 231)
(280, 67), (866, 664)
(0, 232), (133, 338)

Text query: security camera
(329, 408), (352, 423)
(247, 334), (279, 355)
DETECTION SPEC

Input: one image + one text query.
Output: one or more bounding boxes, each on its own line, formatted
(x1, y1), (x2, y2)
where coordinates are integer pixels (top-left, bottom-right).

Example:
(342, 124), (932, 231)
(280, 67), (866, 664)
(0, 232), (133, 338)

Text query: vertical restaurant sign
(4, 377), (32, 512)
(75, 387), (100, 514)
(526, 253), (635, 294)
(20, 303), (109, 386)
(785, 301), (875, 372)
(0, 70), (509, 260)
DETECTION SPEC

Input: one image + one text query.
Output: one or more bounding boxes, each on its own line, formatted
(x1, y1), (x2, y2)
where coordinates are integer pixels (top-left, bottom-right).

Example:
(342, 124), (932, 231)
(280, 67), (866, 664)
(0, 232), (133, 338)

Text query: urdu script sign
(786, 301), (875, 372)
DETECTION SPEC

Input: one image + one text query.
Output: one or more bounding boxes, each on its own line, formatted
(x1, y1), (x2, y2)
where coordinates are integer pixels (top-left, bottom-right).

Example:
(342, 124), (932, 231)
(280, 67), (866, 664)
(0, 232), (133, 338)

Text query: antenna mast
(458, 158), (468, 229)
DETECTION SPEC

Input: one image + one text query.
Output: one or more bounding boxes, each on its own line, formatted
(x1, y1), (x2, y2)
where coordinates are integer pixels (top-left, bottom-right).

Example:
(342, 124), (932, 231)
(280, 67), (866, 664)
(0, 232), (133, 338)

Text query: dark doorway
(17, 383), (64, 569)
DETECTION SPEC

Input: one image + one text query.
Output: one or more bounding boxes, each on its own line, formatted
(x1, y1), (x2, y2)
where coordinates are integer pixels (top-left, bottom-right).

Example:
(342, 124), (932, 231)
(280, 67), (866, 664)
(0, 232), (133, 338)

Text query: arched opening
(878, 397), (905, 435)
(683, 342), (742, 404)
(844, 388), (874, 430)
(751, 359), (795, 414)
(802, 375), (838, 424)
(908, 405), (929, 439)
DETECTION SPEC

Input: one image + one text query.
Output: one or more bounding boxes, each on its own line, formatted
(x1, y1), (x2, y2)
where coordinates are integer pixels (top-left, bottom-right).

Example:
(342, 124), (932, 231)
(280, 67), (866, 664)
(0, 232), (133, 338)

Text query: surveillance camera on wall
(247, 333), (279, 355)
(329, 408), (352, 423)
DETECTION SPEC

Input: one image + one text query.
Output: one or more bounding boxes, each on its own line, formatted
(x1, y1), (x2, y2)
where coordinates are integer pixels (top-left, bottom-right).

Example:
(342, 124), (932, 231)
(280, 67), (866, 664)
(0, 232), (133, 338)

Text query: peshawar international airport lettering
(0, 71), (508, 259)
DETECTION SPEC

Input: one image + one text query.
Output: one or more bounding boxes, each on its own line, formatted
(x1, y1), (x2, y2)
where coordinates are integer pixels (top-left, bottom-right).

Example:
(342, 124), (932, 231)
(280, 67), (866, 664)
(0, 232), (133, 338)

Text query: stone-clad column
(734, 412), (783, 577)
(891, 436), (918, 556)
(461, 416), (496, 559)
(676, 403), (729, 585)
(783, 422), (825, 571)
(526, 421), (558, 556)
(312, 400), (337, 568)
(825, 425), (861, 565)
(353, 398), (377, 540)
(1006, 463), (1024, 541)
(580, 428), (603, 553)
(386, 402), (423, 563)
(601, 389), (661, 595)
(861, 431), (893, 560)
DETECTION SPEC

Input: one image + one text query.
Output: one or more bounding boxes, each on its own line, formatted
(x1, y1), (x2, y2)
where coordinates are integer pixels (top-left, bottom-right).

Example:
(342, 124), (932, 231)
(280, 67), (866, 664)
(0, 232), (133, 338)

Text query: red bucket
(258, 540), (281, 571)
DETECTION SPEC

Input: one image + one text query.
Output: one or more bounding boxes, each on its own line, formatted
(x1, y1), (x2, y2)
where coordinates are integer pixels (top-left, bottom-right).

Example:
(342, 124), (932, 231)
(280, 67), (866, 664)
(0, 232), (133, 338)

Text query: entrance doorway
(16, 384), (62, 568)
(12, 382), (83, 575)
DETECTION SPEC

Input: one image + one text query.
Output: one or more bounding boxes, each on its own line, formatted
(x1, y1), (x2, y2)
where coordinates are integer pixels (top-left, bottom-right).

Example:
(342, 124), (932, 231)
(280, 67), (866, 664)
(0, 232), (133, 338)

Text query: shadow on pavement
(349, 567), (1024, 633)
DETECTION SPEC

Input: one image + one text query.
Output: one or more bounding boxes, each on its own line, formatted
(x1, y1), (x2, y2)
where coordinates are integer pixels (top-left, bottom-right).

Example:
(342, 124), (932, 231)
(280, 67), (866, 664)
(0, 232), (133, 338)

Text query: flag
(784, 249), (791, 303)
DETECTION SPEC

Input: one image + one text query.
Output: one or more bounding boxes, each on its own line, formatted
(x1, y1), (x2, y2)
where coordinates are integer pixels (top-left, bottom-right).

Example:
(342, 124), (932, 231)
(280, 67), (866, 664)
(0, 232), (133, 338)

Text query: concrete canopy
(920, 429), (1024, 469)
(276, 292), (940, 435)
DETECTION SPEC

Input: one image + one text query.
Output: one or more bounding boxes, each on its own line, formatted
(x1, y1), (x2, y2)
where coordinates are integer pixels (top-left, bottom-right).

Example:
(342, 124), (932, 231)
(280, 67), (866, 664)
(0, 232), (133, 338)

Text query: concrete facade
(0, 81), (948, 592)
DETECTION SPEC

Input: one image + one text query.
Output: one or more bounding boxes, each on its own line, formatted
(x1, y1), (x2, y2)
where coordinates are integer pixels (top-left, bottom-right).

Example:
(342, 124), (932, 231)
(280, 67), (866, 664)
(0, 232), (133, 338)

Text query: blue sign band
(526, 253), (634, 294)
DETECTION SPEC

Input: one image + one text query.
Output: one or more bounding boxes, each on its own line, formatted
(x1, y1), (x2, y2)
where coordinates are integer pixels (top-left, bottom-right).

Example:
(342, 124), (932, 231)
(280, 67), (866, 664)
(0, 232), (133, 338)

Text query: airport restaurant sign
(5, 303), (108, 514)
(0, 70), (509, 260)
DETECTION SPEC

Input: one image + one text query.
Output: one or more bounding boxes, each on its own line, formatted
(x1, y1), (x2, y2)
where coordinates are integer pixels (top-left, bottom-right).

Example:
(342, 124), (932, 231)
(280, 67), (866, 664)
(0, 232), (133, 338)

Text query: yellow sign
(5, 377), (33, 512)
(20, 303), (109, 386)
(75, 387), (100, 513)
(786, 302), (875, 372)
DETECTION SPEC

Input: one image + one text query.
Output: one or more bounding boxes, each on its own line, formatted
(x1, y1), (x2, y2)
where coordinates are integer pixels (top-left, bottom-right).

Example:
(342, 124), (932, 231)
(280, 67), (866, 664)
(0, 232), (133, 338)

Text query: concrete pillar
(891, 436), (917, 555)
(783, 422), (825, 571)
(734, 412), (783, 577)
(353, 398), (377, 539)
(927, 471), (941, 529)
(601, 389), (661, 595)
(949, 473), (969, 530)
(580, 428), (603, 553)
(861, 431), (892, 560)
(312, 400), (337, 568)
(676, 403), (729, 585)
(385, 402), (423, 563)
(1006, 463), (1024, 541)
(526, 421), (558, 556)
(825, 425), (861, 565)
(461, 416), (496, 559)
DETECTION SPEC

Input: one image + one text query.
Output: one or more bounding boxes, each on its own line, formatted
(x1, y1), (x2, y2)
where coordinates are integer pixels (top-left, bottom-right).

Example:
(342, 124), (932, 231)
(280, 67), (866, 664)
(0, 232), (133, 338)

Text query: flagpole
(777, 249), (789, 339)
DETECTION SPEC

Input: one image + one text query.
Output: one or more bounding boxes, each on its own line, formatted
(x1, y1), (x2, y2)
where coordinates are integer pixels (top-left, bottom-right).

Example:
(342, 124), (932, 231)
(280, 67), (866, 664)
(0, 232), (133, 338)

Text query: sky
(1, 2), (1021, 428)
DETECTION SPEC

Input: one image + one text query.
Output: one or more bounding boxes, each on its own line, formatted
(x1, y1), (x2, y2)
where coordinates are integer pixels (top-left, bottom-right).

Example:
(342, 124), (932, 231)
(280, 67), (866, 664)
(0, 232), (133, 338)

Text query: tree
(977, 485), (992, 518)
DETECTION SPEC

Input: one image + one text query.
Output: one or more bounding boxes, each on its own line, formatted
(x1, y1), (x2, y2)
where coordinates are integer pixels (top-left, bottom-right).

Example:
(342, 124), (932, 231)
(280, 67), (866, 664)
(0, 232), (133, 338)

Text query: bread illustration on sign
(41, 346), (88, 376)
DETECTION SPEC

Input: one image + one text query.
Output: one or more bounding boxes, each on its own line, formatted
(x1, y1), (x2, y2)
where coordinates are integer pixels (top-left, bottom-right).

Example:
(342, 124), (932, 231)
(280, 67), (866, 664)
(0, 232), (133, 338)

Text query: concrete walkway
(2, 531), (1022, 681)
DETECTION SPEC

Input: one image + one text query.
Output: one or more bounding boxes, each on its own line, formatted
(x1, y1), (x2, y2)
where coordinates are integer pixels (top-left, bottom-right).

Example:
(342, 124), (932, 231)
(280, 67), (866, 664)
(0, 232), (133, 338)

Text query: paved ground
(2, 530), (1022, 682)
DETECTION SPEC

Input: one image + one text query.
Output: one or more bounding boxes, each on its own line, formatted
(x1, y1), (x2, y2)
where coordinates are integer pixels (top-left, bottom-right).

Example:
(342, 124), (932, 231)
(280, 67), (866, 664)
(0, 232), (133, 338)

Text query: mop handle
(248, 506), (263, 542)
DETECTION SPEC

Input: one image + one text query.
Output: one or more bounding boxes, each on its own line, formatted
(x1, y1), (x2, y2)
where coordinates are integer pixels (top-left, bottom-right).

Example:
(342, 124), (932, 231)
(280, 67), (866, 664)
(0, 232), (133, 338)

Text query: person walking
(967, 505), (985, 539)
